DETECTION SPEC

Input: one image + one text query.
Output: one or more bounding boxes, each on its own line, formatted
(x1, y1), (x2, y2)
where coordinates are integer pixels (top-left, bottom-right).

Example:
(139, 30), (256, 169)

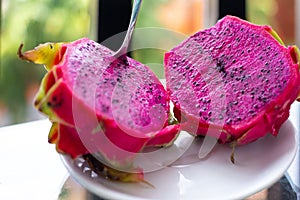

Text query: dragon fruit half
(165, 15), (300, 148)
(18, 38), (180, 179)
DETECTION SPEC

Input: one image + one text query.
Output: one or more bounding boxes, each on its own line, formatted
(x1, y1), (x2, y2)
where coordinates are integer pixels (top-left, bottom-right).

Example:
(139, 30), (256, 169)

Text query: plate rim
(60, 119), (299, 200)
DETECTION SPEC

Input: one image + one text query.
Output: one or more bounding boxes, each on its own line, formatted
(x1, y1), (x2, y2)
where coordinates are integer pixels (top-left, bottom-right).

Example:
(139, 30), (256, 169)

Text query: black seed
(156, 95), (162, 100)
(111, 81), (116, 86)
(216, 60), (226, 74)
(226, 118), (232, 124)
(230, 72), (235, 78)
(239, 66), (244, 72)
(241, 75), (248, 81)
(112, 99), (119, 104)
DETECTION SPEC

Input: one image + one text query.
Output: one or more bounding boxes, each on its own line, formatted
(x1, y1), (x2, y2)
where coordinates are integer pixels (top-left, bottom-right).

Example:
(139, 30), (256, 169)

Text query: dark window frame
(96, 0), (246, 48)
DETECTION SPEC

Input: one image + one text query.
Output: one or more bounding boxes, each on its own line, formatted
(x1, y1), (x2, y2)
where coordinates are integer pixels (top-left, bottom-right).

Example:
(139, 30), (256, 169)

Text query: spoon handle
(113, 0), (142, 58)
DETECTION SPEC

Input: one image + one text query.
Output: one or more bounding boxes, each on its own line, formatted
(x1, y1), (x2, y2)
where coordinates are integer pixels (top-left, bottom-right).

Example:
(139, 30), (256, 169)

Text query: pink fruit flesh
(165, 15), (300, 145)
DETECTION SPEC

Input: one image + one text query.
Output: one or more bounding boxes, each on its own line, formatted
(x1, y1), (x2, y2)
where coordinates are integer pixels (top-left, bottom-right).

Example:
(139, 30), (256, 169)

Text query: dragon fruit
(165, 16), (300, 149)
(18, 38), (180, 180)
(19, 15), (300, 179)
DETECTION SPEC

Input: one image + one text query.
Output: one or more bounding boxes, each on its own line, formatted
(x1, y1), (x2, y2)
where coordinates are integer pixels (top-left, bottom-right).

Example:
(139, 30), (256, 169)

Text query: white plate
(61, 119), (298, 200)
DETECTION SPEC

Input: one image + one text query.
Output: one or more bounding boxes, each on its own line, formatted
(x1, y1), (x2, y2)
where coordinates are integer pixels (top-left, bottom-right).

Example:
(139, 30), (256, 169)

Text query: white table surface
(0, 120), (68, 200)
(0, 102), (299, 200)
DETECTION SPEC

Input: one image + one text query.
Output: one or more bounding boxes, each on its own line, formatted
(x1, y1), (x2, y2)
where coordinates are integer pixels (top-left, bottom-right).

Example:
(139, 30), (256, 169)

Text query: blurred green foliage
(132, 0), (170, 79)
(1, 0), (94, 124)
(247, 0), (275, 25)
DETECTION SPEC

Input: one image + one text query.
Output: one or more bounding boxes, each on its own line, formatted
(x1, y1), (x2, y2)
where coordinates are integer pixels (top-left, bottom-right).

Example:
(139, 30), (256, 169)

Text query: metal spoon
(113, 0), (142, 58)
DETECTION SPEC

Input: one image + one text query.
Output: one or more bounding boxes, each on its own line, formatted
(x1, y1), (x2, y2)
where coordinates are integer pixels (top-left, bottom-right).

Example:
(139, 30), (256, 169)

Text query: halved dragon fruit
(19, 38), (180, 177)
(165, 16), (300, 147)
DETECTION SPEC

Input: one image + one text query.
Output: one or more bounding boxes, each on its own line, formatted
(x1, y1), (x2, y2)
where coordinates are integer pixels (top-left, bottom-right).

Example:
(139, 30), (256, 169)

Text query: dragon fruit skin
(22, 38), (180, 168)
(165, 15), (300, 145)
